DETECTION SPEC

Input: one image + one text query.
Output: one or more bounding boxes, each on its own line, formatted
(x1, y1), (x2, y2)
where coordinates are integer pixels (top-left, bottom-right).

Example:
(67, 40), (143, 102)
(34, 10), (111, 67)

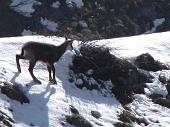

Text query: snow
(130, 94), (170, 126)
(0, 36), (121, 127)
(75, 78), (83, 85)
(66, 0), (84, 8)
(40, 18), (58, 32)
(153, 18), (165, 29)
(52, 0), (84, 8)
(79, 20), (88, 28)
(146, 18), (165, 33)
(52, 1), (60, 8)
(21, 29), (37, 36)
(1, 32), (170, 126)
(21, 29), (33, 36)
(10, 0), (41, 17)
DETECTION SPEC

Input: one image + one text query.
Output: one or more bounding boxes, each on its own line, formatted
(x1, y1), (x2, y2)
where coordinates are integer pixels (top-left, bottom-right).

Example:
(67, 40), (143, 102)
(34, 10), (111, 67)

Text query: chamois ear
(65, 36), (68, 41)
(65, 36), (73, 43)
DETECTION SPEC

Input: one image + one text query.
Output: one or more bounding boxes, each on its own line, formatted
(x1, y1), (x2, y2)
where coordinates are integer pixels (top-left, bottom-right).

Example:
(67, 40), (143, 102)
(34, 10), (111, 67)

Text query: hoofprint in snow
(0, 32), (170, 127)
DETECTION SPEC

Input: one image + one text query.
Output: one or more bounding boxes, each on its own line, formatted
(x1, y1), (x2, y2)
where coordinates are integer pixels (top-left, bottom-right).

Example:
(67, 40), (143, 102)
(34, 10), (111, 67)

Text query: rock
(112, 86), (134, 105)
(1, 82), (29, 104)
(166, 80), (170, 95)
(112, 83), (147, 105)
(156, 18), (170, 32)
(71, 44), (152, 98)
(114, 122), (134, 127)
(149, 94), (163, 100)
(119, 110), (148, 125)
(119, 110), (137, 123)
(150, 93), (170, 109)
(152, 98), (170, 109)
(66, 114), (92, 127)
(1, 0), (170, 40)
(134, 53), (169, 71)
(70, 105), (79, 115)
(0, 110), (14, 127)
(91, 111), (101, 119)
(158, 73), (167, 84)
(110, 58), (151, 86)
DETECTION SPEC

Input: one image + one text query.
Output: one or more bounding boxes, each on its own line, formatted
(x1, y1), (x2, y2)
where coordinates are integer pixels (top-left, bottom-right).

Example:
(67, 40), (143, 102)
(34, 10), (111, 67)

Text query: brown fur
(16, 38), (73, 84)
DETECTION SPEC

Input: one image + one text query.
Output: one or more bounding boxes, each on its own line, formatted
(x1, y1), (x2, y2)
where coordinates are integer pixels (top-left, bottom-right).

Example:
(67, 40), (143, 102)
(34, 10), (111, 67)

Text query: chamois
(16, 38), (73, 84)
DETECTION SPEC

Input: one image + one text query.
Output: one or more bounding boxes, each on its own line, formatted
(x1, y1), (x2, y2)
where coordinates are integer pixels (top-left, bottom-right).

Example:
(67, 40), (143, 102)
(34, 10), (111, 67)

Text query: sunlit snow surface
(0, 36), (121, 127)
(1, 32), (170, 126)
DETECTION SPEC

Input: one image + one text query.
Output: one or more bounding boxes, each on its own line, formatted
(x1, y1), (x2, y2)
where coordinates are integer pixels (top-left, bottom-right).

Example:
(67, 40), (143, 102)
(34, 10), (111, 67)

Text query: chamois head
(65, 37), (74, 51)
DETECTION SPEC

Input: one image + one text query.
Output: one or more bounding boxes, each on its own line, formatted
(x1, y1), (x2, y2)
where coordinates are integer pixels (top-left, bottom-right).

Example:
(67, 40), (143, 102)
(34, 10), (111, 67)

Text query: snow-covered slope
(0, 32), (170, 127)
(0, 36), (121, 127)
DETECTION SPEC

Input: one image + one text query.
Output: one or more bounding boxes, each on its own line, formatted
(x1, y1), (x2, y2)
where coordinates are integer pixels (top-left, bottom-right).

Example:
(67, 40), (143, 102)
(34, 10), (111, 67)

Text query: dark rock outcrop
(1, 82), (29, 104)
(150, 94), (170, 109)
(0, 0), (170, 40)
(66, 114), (92, 127)
(0, 110), (14, 127)
(112, 84), (146, 105)
(158, 73), (167, 84)
(118, 110), (148, 125)
(134, 53), (169, 71)
(71, 45), (153, 88)
(70, 44), (153, 104)
(91, 111), (101, 119)
(66, 105), (92, 127)
(70, 105), (79, 115)
(114, 122), (134, 127)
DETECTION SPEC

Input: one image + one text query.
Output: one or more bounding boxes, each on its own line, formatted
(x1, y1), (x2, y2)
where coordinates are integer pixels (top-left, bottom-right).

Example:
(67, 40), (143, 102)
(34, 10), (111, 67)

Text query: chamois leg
(47, 65), (52, 82)
(16, 54), (24, 72)
(28, 61), (41, 84)
(48, 64), (56, 84)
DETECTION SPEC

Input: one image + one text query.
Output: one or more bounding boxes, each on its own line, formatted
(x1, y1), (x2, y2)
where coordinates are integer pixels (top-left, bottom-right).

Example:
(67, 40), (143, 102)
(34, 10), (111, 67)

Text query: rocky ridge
(1, 0), (170, 41)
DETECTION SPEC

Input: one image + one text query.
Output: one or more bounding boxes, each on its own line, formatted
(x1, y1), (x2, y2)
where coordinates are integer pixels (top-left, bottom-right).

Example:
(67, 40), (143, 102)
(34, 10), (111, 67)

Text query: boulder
(1, 82), (29, 104)
(66, 114), (92, 127)
(134, 53), (169, 71)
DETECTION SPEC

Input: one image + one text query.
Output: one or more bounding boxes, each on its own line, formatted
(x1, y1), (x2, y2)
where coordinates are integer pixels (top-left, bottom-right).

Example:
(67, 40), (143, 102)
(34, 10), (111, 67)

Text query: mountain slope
(1, 0), (170, 40)
(0, 36), (121, 127)
(0, 32), (170, 127)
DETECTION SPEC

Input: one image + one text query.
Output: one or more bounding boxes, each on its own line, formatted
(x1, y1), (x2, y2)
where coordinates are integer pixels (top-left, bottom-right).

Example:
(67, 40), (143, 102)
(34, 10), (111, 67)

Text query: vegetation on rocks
(1, 0), (170, 40)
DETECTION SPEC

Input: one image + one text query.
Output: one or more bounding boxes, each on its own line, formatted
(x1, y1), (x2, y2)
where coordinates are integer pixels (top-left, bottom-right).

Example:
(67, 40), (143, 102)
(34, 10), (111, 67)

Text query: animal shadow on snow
(10, 71), (56, 127)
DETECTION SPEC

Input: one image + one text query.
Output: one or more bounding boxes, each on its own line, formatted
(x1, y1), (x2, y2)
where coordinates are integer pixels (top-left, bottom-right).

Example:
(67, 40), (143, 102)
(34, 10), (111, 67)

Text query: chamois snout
(65, 38), (74, 51)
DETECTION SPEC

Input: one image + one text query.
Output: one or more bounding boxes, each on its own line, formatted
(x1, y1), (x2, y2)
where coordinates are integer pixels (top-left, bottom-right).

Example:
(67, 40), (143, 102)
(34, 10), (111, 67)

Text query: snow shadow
(10, 72), (56, 127)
